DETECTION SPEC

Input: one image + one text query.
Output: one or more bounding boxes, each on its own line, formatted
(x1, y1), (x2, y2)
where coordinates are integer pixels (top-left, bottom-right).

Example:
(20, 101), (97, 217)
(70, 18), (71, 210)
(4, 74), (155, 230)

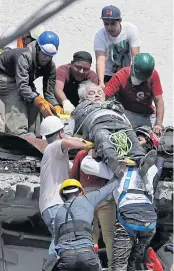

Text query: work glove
(62, 99), (75, 115)
(53, 105), (70, 120)
(54, 105), (64, 115)
(34, 95), (55, 118)
(83, 140), (94, 151)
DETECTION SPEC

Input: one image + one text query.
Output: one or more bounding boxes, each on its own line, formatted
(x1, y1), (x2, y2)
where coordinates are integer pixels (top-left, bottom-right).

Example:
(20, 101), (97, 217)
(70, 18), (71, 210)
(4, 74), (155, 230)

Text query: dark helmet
(136, 126), (160, 150)
(132, 53), (155, 81)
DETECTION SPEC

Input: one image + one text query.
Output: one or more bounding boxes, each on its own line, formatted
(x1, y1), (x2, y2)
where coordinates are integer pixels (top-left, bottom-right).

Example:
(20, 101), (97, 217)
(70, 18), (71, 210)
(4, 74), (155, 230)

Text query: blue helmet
(37, 31), (59, 56)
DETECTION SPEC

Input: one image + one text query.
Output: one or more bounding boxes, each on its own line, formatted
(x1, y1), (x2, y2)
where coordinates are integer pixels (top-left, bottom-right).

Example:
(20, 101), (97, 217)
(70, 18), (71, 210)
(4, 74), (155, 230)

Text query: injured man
(71, 81), (157, 179)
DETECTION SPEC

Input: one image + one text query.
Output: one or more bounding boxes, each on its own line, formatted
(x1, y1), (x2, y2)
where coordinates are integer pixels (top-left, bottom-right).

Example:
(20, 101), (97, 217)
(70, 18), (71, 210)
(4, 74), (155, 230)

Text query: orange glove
(17, 37), (24, 48)
(54, 105), (64, 115)
(34, 96), (56, 118)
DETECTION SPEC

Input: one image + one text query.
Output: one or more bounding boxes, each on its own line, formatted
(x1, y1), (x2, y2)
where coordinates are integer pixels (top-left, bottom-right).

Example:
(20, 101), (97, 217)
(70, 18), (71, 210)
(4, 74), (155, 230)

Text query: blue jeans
(124, 110), (156, 129)
(42, 204), (62, 256)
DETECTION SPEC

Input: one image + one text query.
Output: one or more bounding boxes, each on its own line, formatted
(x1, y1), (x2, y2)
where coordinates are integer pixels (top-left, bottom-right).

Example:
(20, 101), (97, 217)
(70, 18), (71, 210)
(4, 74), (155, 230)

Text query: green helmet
(132, 53), (155, 81)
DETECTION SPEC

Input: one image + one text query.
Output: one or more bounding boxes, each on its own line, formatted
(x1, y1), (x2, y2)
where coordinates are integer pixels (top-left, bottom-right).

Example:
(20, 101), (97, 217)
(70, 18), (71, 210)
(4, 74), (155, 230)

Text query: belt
(60, 246), (93, 256)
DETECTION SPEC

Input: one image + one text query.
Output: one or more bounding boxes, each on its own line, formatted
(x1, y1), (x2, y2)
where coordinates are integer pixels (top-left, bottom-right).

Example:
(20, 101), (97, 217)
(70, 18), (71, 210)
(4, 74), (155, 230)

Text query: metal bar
(0, 0), (81, 48)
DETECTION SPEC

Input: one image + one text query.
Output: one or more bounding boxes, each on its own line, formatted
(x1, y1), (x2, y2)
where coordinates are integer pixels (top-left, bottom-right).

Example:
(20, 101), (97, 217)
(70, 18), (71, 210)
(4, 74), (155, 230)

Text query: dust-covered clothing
(72, 99), (145, 177)
(39, 140), (69, 214)
(81, 155), (158, 271)
(0, 41), (57, 134)
(94, 22), (140, 76)
(0, 73), (28, 134)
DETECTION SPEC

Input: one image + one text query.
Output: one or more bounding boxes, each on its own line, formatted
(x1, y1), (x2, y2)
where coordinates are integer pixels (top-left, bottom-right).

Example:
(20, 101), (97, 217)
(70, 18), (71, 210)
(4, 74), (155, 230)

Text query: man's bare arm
(95, 51), (106, 89)
(131, 47), (140, 57)
(153, 95), (164, 134)
(61, 137), (92, 151)
(55, 80), (67, 105)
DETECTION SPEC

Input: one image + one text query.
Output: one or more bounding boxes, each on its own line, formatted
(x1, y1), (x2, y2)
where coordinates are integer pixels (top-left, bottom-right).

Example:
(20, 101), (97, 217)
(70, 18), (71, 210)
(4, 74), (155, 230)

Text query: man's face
(38, 51), (52, 66)
(71, 61), (91, 82)
(103, 19), (121, 37)
(137, 135), (147, 145)
(86, 86), (106, 103)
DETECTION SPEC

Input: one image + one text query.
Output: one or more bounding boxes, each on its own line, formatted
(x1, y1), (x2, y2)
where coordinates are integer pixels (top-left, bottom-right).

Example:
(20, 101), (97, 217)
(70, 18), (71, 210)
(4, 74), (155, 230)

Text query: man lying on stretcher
(71, 81), (157, 179)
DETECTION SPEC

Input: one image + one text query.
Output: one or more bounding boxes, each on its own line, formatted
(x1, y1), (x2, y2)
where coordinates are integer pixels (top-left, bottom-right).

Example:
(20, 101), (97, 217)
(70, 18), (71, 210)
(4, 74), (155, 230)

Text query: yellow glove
(118, 158), (137, 166)
(84, 140), (94, 151)
(34, 96), (55, 118)
(57, 113), (71, 120)
(53, 105), (71, 120)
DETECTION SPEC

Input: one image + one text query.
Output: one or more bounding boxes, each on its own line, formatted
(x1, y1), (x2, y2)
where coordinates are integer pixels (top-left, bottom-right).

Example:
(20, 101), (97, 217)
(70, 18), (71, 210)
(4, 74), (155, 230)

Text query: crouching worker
(43, 173), (122, 271)
(0, 31), (59, 135)
(81, 127), (163, 271)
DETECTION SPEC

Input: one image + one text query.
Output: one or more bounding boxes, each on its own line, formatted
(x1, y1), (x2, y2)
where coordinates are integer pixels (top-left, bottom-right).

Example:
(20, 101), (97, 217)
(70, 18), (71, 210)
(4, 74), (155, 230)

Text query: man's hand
(54, 105), (64, 115)
(83, 140), (94, 151)
(34, 95), (55, 117)
(62, 100), (75, 114)
(153, 124), (162, 135)
(99, 82), (105, 89)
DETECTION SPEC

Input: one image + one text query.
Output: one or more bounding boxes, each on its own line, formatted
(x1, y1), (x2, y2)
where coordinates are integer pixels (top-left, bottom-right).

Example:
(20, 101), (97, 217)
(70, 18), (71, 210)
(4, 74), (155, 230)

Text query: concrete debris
(155, 181), (173, 200)
(0, 173), (40, 201)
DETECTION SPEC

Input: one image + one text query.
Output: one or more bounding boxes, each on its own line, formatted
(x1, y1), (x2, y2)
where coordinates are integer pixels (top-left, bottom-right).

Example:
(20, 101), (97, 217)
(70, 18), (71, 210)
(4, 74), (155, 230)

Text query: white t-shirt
(94, 22), (140, 76)
(39, 140), (69, 214)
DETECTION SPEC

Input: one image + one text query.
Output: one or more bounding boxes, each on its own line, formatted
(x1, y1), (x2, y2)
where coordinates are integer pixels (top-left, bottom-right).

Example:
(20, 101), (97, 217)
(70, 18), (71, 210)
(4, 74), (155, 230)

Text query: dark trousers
(104, 75), (112, 84)
(112, 221), (155, 271)
(53, 249), (102, 271)
(93, 127), (145, 177)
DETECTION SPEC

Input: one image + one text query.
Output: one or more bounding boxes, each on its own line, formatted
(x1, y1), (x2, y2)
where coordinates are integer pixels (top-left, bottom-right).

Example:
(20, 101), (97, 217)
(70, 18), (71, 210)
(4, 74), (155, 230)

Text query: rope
(109, 130), (132, 158)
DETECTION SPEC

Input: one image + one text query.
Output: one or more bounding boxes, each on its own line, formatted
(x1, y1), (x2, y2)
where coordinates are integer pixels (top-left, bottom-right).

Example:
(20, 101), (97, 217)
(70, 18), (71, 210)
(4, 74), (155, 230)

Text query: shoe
(138, 149), (157, 178)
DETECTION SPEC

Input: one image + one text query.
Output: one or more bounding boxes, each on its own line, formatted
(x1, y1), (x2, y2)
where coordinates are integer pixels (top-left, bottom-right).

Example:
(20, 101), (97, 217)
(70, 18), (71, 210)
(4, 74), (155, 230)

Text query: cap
(72, 51), (92, 64)
(101, 5), (121, 20)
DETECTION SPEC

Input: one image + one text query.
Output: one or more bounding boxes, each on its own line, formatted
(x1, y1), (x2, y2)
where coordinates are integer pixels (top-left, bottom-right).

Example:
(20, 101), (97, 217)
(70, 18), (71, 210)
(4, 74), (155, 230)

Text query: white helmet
(40, 116), (64, 136)
(1, 26), (18, 49)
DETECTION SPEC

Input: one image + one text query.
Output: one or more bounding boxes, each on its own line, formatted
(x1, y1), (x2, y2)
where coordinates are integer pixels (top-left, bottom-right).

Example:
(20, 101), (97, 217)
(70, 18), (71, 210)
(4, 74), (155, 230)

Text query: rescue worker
(22, 24), (45, 47)
(39, 116), (93, 255)
(71, 81), (157, 180)
(0, 30), (59, 135)
(81, 127), (163, 271)
(94, 5), (140, 88)
(51, 175), (121, 271)
(70, 149), (116, 270)
(55, 51), (99, 114)
(0, 26), (23, 132)
(104, 53), (164, 134)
